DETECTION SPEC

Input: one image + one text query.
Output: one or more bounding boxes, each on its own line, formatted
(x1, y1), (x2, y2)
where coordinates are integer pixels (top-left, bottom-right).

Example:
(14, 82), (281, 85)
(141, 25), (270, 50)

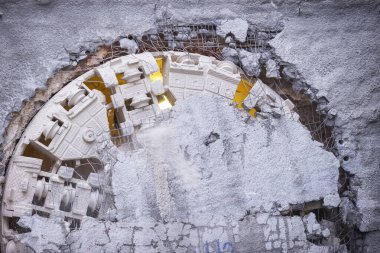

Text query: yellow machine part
(151, 56), (257, 117)
(84, 56), (257, 132)
(233, 78), (257, 117)
(83, 74), (126, 135)
(150, 57), (164, 82)
(83, 59), (165, 134)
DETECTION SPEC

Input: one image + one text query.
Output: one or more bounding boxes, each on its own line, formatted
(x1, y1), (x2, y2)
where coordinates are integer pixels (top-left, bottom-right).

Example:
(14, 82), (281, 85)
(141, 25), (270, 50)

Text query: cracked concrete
(17, 213), (347, 252)
(269, 2), (380, 234)
(8, 95), (344, 252)
(0, 0), (379, 252)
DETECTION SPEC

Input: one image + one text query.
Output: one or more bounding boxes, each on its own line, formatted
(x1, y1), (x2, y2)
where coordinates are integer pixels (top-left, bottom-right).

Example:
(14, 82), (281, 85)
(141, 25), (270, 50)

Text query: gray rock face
(21, 214), (339, 253)
(16, 215), (68, 252)
(221, 47), (239, 65)
(0, 0), (156, 145)
(270, 3), (380, 233)
(265, 59), (280, 78)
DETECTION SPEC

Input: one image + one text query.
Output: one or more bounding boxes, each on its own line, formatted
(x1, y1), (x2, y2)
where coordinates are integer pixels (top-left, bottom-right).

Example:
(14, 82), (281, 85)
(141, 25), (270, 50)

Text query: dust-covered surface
(0, 0), (379, 252)
(270, 3), (380, 233)
(16, 216), (68, 252)
(113, 96), (338, 222)
(15, 96), (343, 252)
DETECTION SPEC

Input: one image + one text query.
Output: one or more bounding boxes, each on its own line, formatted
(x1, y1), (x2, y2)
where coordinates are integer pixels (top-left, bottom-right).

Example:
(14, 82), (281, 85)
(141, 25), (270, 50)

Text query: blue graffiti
(204, 239), (234, 253)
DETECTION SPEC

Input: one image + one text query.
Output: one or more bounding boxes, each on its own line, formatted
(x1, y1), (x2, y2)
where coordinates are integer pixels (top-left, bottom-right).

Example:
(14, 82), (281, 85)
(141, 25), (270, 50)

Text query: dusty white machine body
(1, 51), (298, 251)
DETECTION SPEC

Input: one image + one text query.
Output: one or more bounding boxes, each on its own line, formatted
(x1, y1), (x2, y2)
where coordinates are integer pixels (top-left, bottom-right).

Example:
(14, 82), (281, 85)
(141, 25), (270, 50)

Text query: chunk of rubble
(217, 18), (249, 42)
(324, 193), (341, 208)
(238, 49), (261, 77)
(265, 59), (280, 78)
(302, 212), (334, 241)
(221, 47), (239, 64)
(119, 38), (138, 54)
(15, 215), (68, 252)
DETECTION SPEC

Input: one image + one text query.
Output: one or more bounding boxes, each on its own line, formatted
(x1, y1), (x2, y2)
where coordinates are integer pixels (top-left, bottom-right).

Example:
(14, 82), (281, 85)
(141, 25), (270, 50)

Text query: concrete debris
(323, 193), (341, 208)
(175, 32), (191, 41)
(16, 215), (68, 253)
(322, 228), (331, 238)
(119, 38), (138, 54)
(259, 51), (271, 64)
(256, 31), (271, 40)
(303, 213), (320, 233)
(224, 35), (234, 44)
(221, 47), (239, 64)
(0, 0), (378, 251)
(260, 103), (282, 118)
(269, 5), (380, 236)
(238, 49), (261, 77)
(228, 42), (236, 48)
(282, 64), (300, 80)
(197, 28), (209, 35)
(217, 18), (249, 42)
(111, 96), (338, 222)
(265, 59), (280, 78)
(327, 108), (337, 119)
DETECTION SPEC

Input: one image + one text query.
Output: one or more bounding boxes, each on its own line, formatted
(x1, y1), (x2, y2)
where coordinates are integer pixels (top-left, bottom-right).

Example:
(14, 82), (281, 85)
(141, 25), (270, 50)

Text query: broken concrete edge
(0, 46), (114, 179)
(11, 204), (348, 252)
(0, 22), (340, 209)
(266, 57), (370, 237)
(0, 21), (361, 250)
(0, 20), (278, 180)
(233, 32), (368, 239)
(0, 33), (148, 174)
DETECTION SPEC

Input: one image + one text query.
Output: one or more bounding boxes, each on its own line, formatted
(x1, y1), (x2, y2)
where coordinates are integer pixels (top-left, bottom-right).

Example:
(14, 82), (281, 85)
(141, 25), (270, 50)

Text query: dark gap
(51, 116), (64, 127)
(259, 73), (335, 152)
(22, 144), (56, 172)
(124, 98), (134, 111)
(37, 133), (52, 147)
(62, 158), (103, 181)
(8, 217), (31, 234)
(32, 209), (50, 218)
(65, 217), (81, 230)
(60, 98), (74, 111)
(203, 132), (220, 146)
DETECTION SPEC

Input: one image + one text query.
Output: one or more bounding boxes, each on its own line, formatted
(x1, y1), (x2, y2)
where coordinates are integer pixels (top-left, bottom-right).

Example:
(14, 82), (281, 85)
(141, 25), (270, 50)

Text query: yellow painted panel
(116, 73), (127, 85)
(83, 75), (122, 134)
(249, 108), (257, 118)
(233, 79), (256, 109)
(155, 57), (163, 73)
(150, 57), (164, 84)
(84, 75), (112, 104)
(150, 71), (163, 82)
